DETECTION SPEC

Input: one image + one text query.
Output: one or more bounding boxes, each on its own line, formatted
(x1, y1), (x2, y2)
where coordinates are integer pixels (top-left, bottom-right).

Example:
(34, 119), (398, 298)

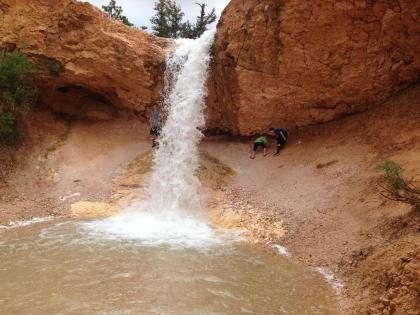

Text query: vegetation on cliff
(379, 160), (420, 212)
(102, 0), (133, 27)
(0, 51), (36, 145)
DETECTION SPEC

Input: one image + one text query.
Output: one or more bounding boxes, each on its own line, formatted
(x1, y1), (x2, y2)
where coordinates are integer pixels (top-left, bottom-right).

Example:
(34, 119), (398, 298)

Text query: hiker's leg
(263, 147), (267, 156)
(250, 143), (257, 159)
(152, 135), (158, 147)
(249, 144), (257, 159)
(274, 139), (284, 155)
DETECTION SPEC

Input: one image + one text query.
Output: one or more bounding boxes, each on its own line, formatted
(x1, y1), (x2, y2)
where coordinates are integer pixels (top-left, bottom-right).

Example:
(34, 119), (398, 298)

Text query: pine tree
(193, 2), (216, 38)
(151, 0), (217, 39)
(180, 21), (195, 39)
(166, 0), (184, 38)
(150, 0), (170, 37)
(102, 0), (133, 27)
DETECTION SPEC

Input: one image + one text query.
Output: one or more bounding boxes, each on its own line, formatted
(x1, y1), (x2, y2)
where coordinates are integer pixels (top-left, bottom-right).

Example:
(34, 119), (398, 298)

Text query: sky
(85, 0), (230, 30)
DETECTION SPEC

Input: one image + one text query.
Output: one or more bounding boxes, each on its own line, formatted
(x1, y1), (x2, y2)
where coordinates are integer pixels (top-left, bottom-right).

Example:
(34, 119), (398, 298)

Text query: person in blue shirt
(269, 127), (288, 155)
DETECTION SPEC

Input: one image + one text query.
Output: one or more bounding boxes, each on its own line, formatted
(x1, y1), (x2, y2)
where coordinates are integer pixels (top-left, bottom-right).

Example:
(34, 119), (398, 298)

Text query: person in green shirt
(250, 134), (269, 159)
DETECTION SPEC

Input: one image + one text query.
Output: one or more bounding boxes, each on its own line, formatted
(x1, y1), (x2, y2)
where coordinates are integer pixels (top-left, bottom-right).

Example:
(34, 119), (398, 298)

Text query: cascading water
(85, 31), (222, 247)
(148, 30), (214, 216)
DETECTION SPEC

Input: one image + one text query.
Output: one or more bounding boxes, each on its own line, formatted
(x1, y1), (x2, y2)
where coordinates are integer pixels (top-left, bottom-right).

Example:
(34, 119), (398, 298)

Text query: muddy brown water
(0, 220), (337, 314)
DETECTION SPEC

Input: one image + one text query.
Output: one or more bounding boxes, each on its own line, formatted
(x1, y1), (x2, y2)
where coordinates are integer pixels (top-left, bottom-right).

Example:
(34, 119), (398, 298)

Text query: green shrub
(0, 111), (20, 145)
(0, 51), (36, 145)
(0, 51), (36, 113)
(379, 160), (404, 195)
(378, 160), (420, 211)
(44, 58), (64, 76)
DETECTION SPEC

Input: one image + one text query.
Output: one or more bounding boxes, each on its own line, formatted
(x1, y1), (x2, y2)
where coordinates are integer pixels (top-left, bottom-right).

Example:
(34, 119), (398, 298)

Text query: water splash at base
(84, 203), (225, 248)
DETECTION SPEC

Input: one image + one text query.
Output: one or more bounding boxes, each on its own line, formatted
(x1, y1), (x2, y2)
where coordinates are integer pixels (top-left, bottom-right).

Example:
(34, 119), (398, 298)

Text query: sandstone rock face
(0, 0), (169, 118)
(207, 0), (420, 134)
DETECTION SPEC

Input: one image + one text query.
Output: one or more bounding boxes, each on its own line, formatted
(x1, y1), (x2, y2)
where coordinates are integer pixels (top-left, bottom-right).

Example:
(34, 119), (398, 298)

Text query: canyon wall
(0, 0), (169, 119)
(207, 0), (420, 134)
(1, 0), (418, 132)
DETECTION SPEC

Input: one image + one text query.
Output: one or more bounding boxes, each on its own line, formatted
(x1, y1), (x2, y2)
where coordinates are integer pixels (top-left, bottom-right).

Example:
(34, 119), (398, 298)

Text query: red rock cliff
(207, 0), (420, 134)
(0, 0), (169, 118)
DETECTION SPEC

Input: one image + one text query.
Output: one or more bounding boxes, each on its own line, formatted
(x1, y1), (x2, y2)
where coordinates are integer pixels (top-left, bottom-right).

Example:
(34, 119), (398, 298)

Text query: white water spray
(85, 31), (221, 247)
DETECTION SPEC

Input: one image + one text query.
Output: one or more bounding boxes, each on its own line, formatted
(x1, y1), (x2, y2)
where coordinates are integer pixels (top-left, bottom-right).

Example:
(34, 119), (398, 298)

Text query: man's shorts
(276, 137), (286, 146)
(253, 142), (266, 151)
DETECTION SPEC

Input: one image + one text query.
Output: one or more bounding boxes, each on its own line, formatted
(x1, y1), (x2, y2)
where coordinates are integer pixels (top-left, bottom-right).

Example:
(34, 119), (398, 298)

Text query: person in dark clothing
(150, 125), (161, 147)
(269, 127), (288, 155)
(150, 107), (161, 148)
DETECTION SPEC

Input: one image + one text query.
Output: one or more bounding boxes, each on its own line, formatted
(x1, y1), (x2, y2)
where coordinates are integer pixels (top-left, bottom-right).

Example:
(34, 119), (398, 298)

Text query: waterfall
(86, 31), (221, 248)
(147, 30), (215, 216)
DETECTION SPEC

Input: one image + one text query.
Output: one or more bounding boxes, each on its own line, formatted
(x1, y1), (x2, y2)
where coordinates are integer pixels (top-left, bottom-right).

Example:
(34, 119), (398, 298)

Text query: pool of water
(0, 220), (336, 314)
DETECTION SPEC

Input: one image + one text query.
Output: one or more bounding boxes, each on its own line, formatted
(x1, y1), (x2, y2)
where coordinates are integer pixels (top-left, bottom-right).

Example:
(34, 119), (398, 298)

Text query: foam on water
(0, 216), (55, 230)
(86, 31), (220, 248)
(84, 203), (225, 248)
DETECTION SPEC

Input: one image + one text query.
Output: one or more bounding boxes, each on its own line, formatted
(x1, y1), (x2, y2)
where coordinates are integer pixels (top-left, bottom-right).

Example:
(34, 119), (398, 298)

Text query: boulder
(0, 0), (170, 118)
(71, 201), (118, 218)
(207, 0), (420, 134)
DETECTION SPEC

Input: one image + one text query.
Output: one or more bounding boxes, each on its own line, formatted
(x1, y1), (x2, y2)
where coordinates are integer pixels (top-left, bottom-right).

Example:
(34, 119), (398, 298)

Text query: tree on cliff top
(191, 3), (216, 38)
(150, 0), (217, 39)
(167, 1), (185, 38)
(102, 0), (133, 27)
(150, 0), (171, 37)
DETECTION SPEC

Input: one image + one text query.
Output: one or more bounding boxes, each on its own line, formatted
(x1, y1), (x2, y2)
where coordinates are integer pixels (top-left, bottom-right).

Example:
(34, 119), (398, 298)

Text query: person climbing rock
(269, 127), (288, 156)
(150, 106), (162, 148)
(250, 134), (269, 159)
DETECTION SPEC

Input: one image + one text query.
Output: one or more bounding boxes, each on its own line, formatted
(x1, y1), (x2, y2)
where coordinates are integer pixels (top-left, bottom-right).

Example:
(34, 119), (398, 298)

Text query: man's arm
(280, 131), (287, 141)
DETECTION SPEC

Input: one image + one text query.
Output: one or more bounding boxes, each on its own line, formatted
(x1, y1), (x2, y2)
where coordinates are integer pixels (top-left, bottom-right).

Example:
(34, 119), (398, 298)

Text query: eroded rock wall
(0, 0), (169, 118)
(207, 0), (420, 134)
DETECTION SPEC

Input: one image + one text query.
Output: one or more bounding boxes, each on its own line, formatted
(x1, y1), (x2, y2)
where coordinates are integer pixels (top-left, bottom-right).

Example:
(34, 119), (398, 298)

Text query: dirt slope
(203, 83), (420, 314)
(0, 110), (150, 225)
